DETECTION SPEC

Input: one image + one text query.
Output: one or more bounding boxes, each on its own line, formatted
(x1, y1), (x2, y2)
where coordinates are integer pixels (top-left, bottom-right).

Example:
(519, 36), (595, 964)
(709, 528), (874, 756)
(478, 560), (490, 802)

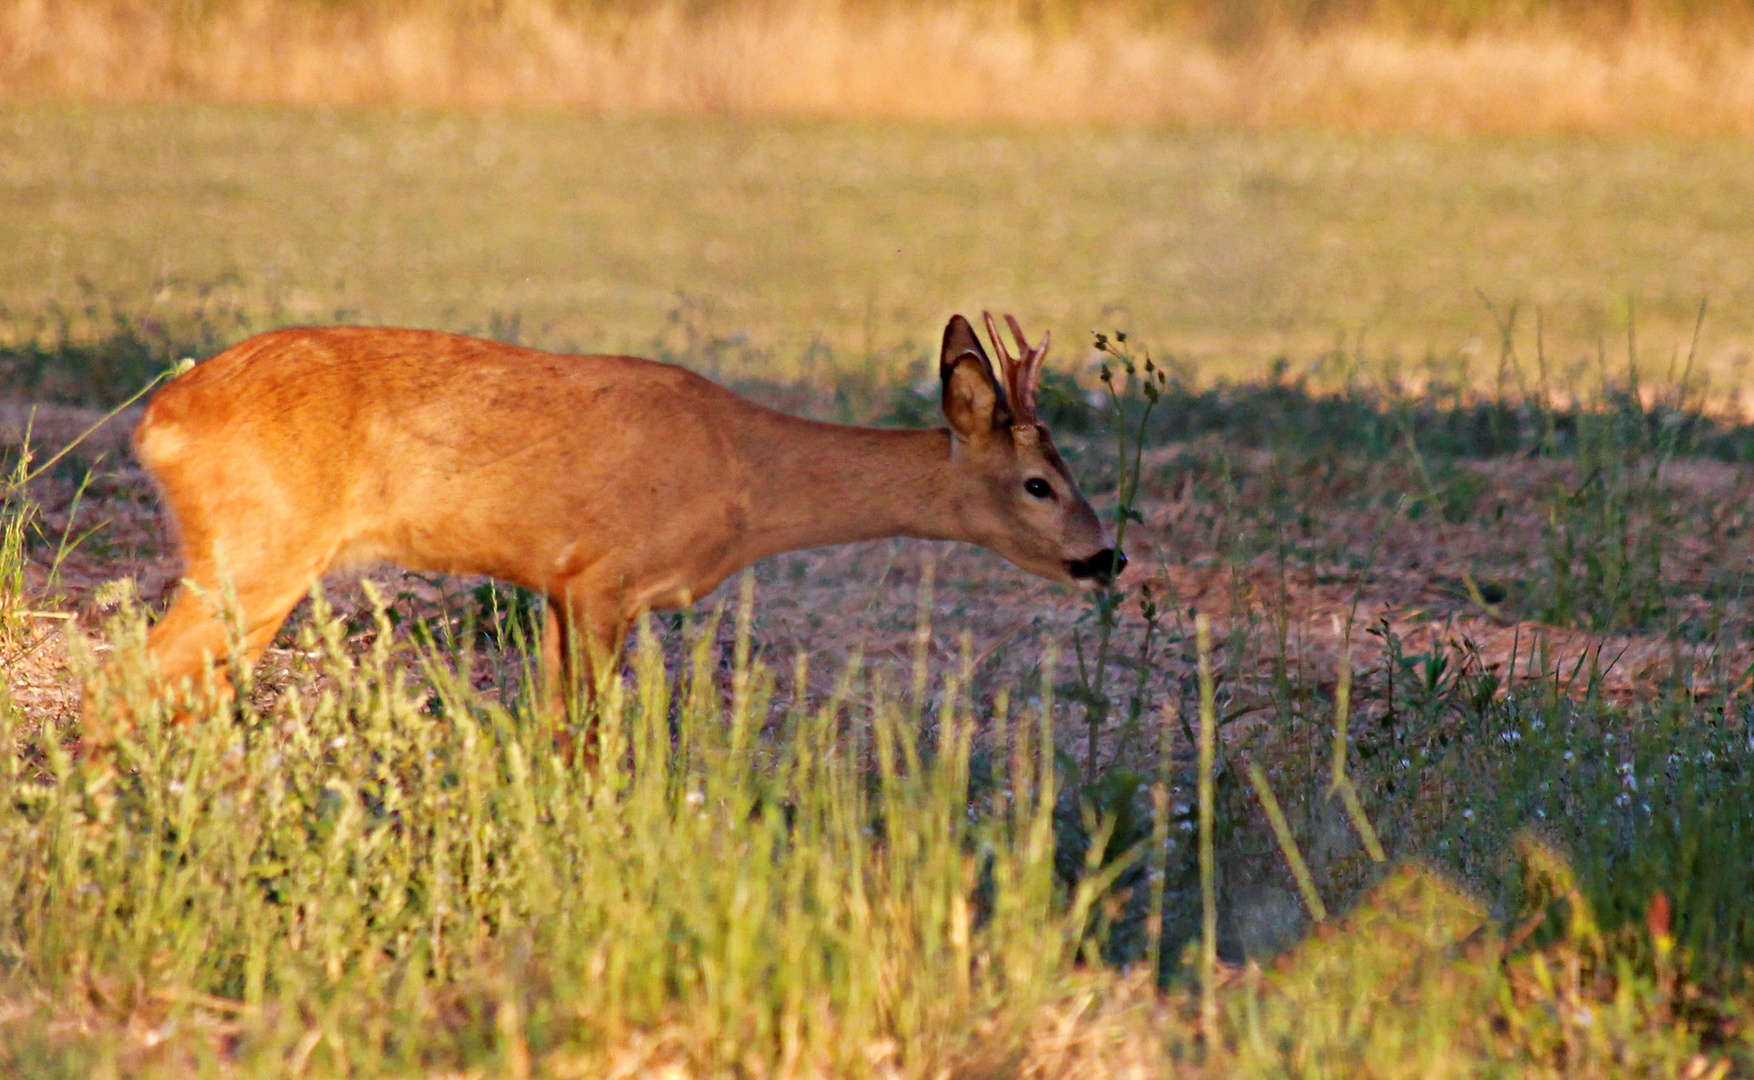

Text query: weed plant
(1070, 329), (1167, 787)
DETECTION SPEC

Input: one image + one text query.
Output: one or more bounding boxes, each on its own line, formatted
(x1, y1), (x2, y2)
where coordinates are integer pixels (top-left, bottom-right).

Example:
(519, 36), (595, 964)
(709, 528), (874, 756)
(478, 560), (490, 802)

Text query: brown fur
(106, 315), (1113, 742)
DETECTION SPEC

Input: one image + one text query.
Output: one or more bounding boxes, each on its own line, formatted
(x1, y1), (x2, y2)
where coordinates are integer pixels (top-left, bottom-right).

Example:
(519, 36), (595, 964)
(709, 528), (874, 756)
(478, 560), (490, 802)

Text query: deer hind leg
(145, 565), (311, 704)
(82, 572), (308, 750)
(87, 516), (332, 745)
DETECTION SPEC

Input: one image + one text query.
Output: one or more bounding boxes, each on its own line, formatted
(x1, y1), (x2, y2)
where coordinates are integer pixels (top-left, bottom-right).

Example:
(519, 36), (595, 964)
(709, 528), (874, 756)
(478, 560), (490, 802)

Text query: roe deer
(103, 313), (1123, 740)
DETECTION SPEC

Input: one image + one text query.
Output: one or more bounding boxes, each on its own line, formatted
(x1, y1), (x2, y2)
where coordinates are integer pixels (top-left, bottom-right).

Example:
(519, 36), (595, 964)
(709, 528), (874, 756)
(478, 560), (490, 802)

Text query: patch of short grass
(7, 108), (1754, 388)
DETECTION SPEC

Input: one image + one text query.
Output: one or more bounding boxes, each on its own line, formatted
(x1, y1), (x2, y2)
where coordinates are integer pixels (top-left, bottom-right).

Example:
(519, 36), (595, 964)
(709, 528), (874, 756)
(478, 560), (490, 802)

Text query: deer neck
(734, 416), (961, 564)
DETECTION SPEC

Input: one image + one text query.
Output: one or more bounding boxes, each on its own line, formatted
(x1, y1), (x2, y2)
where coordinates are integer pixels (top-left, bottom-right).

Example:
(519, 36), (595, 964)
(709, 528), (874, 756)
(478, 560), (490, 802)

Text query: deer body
(117, 316), (1119, 732)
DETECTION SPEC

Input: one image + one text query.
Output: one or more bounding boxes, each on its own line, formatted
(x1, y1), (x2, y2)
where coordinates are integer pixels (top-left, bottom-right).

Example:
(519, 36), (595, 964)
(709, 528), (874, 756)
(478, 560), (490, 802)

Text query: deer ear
(940, 315), (1012, 439)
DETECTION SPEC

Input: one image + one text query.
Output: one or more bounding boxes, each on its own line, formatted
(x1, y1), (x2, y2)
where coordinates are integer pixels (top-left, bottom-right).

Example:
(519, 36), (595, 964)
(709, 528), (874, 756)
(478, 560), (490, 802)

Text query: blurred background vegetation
(9, 0), (1754, 131)
(6, 109), (1754, 401)
(27, 0), (1754, 38)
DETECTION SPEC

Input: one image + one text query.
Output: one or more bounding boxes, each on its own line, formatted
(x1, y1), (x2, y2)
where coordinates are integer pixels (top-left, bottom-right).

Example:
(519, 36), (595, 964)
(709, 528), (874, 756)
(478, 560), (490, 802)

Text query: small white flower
(685, 790), (706, 807)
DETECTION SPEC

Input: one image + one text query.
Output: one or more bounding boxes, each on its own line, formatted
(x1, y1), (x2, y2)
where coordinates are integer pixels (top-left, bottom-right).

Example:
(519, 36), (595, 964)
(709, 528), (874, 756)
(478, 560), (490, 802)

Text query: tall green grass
(2, 586), (1132, 1076)
(5, 586), (1746, 1075)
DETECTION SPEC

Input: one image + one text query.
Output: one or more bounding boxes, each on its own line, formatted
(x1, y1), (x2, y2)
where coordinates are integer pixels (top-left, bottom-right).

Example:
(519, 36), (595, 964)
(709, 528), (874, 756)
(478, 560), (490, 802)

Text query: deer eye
(1024, 478), (1053, 499)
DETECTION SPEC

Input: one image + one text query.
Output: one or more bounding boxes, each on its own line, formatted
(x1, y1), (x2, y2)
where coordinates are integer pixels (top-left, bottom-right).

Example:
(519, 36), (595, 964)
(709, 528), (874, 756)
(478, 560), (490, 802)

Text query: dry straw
(1194, 613), (1218, 1047)
(1329, 614), (1387, 865)
(8, 0), (1754, 131)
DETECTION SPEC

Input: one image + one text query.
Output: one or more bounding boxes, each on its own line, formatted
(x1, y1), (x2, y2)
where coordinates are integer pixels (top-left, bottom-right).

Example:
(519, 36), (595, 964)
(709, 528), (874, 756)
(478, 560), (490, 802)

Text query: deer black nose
(1067, 548), (1126, 581)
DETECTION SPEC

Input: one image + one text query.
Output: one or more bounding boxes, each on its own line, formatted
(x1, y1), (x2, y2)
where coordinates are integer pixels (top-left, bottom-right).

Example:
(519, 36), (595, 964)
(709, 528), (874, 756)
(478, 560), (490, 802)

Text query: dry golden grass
(9, 0), (1754, 131)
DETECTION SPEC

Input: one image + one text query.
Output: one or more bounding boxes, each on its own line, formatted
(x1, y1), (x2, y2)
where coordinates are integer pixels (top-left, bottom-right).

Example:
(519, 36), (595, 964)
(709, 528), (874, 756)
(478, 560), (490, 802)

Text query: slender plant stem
(1196, 614), (1218, 1047)
(1082, 338), (1162, 786)
(1328, 619), (1386, 863)
(1329, 614), (1354, 789)
(1146, 677), (1174, 982)
(5, 363), (183, 496)
(1245, 760), (1327, 923)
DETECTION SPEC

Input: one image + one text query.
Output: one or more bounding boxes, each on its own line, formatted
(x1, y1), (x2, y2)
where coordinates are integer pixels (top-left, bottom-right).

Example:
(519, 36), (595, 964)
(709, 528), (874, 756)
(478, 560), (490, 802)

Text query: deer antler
(983, 311), (1049, 425)
(1005, 314), (1048, 422)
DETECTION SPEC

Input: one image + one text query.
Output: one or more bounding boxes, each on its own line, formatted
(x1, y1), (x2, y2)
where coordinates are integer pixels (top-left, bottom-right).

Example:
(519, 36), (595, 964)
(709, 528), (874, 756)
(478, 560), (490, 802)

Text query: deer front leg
(541, 585), (630, 768)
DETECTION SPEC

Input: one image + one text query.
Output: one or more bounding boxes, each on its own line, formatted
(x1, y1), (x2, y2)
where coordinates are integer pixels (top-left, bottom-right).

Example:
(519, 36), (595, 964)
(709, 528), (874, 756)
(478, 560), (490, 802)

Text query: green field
(6, 106), (1754, 1076)
(6, 106), (1754, 388)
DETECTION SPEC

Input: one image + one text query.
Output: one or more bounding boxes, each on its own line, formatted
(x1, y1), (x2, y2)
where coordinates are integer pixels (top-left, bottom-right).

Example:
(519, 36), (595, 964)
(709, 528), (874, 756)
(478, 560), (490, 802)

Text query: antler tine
(1002, 314), (1047, 422)
(1030, 329), (1051, 384)
(981, 310), (1023, 412)
(1003, 313), (1031, 358)
(981, 311), (1014, 370)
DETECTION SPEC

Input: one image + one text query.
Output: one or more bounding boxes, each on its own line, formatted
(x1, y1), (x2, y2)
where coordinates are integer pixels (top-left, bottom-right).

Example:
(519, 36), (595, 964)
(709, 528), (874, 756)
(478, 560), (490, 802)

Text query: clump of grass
(1533, 398), (1675, 632)
(0, 357), (187, 658)
(6, 587), (1135, 1077)
(0, 439), (33, 647)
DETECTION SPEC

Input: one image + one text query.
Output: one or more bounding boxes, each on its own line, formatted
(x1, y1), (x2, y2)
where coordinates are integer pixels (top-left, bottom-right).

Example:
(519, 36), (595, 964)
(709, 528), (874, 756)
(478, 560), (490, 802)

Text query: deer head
(938, 312), (1125, 585)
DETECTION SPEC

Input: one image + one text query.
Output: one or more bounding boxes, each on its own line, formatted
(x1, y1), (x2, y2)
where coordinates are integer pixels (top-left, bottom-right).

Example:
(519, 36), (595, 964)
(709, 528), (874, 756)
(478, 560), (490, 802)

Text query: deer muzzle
(1066, 548), (1126, 582)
